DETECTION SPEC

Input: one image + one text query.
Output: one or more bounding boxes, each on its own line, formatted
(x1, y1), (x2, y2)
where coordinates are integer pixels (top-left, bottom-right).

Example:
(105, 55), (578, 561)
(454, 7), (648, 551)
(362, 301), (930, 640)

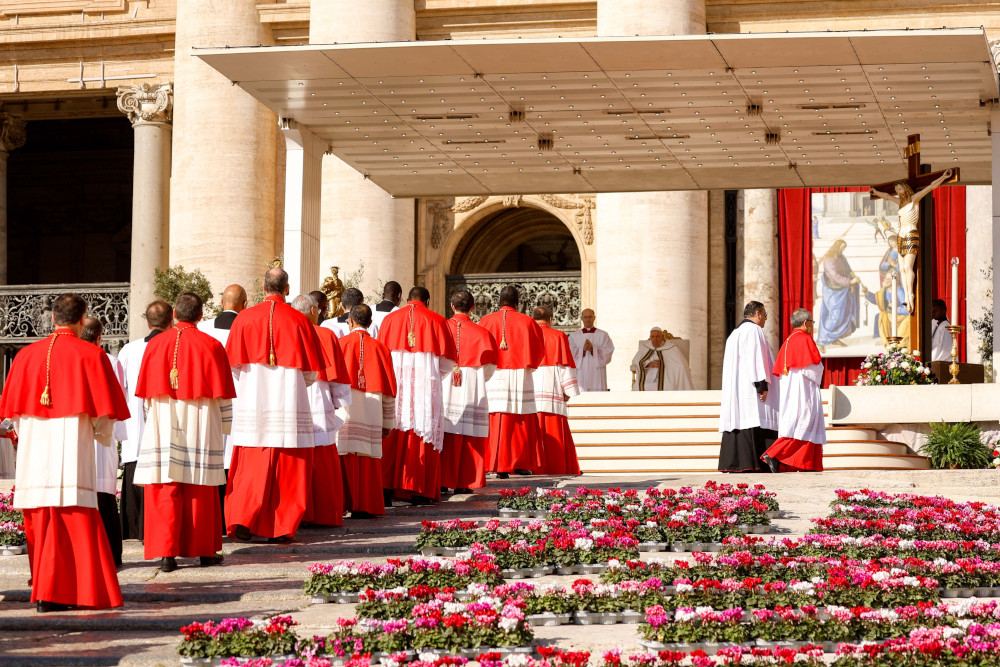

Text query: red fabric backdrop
(777, 186), (966, 387)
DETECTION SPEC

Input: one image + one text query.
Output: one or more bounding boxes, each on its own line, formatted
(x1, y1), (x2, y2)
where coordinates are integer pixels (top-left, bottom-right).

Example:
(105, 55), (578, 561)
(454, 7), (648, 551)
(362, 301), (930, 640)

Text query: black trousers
(97, 491), (123, 566)
(120, 461), (144, 541)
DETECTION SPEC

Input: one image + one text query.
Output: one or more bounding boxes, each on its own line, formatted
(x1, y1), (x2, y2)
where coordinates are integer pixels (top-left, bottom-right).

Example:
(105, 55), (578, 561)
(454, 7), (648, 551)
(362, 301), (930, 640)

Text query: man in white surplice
(567, 309), (614, 392)
(930, 299), (951, 362)
(630, 327), (694, 391)
(718, 301), (780, 473)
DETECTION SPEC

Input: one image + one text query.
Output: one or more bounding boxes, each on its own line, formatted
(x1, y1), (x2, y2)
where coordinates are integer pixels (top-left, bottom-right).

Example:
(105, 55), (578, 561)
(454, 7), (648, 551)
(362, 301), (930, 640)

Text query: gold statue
(266, 256), (283, 269)
(321, 266), (346, 318)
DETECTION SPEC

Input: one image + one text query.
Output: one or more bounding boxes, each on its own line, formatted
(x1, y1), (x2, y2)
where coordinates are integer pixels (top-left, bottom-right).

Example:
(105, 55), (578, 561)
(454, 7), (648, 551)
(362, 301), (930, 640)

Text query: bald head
(581, 308), (595, 328)
(222, 284), (248, 312)
(264, 268), (289, 296)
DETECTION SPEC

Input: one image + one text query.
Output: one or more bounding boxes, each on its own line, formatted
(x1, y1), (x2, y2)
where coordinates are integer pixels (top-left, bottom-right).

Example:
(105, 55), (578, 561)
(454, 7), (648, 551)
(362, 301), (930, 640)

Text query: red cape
(378, 301), (457, 361)
(447, 314), (498, 368)
(478, 307), (545, 370)
(338, 330), (397, 396)
(537, 323), (576, 368)
(226, 295), (325, 372)
(314, 325), (351, 385)
(773, 329), (823, 377)
(135, 322), (237, 400)
(0, 330), (130, 420)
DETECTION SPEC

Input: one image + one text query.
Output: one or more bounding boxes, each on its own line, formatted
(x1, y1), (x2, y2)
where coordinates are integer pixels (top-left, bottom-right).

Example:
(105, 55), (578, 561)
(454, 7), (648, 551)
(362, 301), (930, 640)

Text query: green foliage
(922, 421), (990, 470)
(969, 262), (993, 380)
(152, 265), (220, 317)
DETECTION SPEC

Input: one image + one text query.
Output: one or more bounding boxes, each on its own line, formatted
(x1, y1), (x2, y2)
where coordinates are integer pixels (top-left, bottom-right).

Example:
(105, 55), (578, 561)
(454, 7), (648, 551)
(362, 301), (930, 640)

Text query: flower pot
(638, 542), (669, 552)
(975, 586), (993, 597)
(419, 546), (463, 557)
(0, 544), (26, 556)
(574, 563), (607, 575)
(311, 592), (360, 604)
(941, 587), (962, 598)
(527, 612), (572, 627)
(669, 542), (688, 553)
(702, 542), (724, 552)
(179, 659), (219, 666)
(701, 642), (741, 655)
(620, 610), (644, 624)
(959, 587), (976, 598)
(821, 641), (841, 653)
(502, 566), (551, 579)
(737, 524), (752, 533)
(458, 646), (533, 658)
(574, 610), (619, 625)
(765, 510), (783, 519)
(749, 525), (770, 535)
(690, 542), (710, 552)
(636, 639), (669, 650)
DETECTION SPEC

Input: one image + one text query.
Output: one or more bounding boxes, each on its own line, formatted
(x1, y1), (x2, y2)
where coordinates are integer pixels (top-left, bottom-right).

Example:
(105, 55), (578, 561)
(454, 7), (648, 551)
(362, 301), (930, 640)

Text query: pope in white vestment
(630, 327), (694, 391)
(718, 305), (780, 473)
(567, 309), (614, 392)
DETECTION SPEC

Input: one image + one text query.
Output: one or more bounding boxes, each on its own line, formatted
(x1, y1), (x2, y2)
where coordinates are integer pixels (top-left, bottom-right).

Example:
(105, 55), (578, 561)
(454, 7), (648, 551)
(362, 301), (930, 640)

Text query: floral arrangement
(855, 343), (932, 386)
(981, 430), (1000, 468)
(178, 616), (298, 660)
(601, 647), (825, 667)
(722, 533), (1000, 562)
(303, 557), (503, 597)
(0, 491), (24, 547)
(497, 487), (568, 513)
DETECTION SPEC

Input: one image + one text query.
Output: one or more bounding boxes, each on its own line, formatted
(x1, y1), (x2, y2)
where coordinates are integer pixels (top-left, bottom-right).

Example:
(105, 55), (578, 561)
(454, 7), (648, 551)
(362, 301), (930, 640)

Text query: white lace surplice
(336, 389), (396, 458)
(390, 350), (453, 452)
(14, 415), (114, 510)
(229, 364), (319, 449)
(486, 368), (537, 415)
(442, 363), (495, 437)
(134, 396), (230, 487)
(531, 365), (581, 416)
(776, 363), (827, 445)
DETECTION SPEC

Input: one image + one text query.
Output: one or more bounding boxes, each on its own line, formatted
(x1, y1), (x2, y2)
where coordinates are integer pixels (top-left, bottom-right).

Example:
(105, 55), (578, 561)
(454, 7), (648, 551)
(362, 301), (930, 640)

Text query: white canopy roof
(198, 28), (998, 197)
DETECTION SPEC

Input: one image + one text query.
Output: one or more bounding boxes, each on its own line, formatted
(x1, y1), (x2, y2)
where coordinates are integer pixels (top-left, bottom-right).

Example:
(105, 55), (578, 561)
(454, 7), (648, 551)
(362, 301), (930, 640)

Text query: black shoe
(36, 600), (72, 613)
(349, 510), (376, 520)
(159, 557), (178, 573)
(496, 472), (510, 479)
(199, 554), (224, 567)
(761, 455), (780, 474)
(267, 535), (293, 544)
(441, 486), (451, 495)
(409, 495), (435, 506)
(454, 488), (474, 494)
(233, 525), (252, 541)
(383, 490), (395, 507)
(514, 469), (533, 476)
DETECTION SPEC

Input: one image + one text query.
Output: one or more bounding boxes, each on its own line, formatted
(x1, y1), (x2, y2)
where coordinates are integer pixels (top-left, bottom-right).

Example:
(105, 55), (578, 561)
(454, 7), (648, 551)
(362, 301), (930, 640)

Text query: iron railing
(445, 272), (581, 330)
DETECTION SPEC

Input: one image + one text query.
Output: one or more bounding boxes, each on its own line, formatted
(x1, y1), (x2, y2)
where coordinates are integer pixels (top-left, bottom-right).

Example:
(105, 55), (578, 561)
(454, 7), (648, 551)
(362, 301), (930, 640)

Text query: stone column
(742, 189), (780, 352)
(169, 0), (278, 296)
(595, 0), (709, 390)
(310, 0), (416, 299)
(117, 83), (172, 339)
(0, 113), (26, 286)
(280, 119), (324, 298)
(965, 185), (991, 368)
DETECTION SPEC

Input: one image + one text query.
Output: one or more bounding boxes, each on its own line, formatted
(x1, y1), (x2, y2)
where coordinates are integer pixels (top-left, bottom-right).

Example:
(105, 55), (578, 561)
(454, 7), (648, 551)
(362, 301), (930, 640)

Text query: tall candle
(951, 257), (959, 325)
(891, 275), (898, 338)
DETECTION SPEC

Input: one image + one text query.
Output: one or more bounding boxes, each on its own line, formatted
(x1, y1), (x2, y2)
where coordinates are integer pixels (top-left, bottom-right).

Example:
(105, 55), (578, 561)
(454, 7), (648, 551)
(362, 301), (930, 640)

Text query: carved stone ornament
(116, 82), (173, 126)
(0, 113), (27, 152)
(991, 39), (1000, 71)
(426, 193), (595, 249)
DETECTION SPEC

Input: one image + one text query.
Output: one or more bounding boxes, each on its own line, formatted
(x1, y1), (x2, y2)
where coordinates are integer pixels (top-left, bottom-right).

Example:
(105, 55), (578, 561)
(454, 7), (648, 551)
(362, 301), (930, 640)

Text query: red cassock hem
(486, 413), (541, 474)
(225, 446), (313, 538)
(764, 437), (824, 472)
(22, 506), (123, 609)
(440, 432), (487, 489)
(304, 445), (344, 526)
(144, 483), (223, 559)
(340, 453), (386, 515)
(536, 412), (582, 476)
(381, 429), (441, 500)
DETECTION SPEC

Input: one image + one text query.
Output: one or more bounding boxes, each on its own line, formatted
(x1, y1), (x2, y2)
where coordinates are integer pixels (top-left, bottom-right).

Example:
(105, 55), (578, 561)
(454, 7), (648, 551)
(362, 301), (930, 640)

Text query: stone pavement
(0, 469), (997, 666)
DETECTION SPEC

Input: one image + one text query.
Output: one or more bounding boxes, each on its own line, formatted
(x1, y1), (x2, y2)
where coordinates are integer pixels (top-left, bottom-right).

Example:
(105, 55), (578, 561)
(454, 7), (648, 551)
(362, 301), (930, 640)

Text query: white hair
(290, 294), (317, 315)
(790, 308), (812, 328)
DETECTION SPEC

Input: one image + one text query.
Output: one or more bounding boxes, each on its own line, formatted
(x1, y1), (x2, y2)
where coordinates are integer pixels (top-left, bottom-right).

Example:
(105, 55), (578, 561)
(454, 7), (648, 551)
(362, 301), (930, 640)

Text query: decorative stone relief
(425, 193), (595, 249)
(0, 283), (129, 352)
(445, 272), (581, 329)
(116, 82), (173, 126)
(0, 113), (26, 152)
(991, 39), (1000, 71)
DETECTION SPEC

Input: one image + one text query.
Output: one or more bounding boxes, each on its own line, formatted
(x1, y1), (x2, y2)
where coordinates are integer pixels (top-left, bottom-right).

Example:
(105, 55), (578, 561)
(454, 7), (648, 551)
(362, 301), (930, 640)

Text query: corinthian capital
(117, 82), (173, 126)
(0, 113), (26, 152)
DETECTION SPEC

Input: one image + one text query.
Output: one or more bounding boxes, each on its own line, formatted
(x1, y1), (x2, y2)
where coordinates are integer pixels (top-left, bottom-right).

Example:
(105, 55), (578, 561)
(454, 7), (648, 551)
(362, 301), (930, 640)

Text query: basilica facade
(0, 1), (996, 389)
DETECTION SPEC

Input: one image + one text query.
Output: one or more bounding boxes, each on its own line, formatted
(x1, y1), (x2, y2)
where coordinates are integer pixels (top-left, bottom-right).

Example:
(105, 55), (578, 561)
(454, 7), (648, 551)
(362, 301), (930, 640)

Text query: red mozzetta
(135, 322), (237, 401)
(478, 306), (545, 370)
(226, 294), (325, 371)
(537, 322), (576, 368)
(772, 329), (822, 376)
(447, 313), (498, 368)
(378, 300), (457, 360)
(338, 330), (397, 395)
(313, 325), (351, 385)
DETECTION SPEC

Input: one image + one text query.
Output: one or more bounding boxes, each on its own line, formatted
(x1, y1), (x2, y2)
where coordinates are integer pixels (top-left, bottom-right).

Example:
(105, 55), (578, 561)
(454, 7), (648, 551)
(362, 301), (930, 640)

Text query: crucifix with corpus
(869, 133), (958, 357)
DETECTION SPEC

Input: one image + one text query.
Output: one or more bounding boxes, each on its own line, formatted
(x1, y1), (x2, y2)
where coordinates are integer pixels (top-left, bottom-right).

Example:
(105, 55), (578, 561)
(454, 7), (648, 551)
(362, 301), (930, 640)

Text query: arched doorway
(446, 206), (582, 328)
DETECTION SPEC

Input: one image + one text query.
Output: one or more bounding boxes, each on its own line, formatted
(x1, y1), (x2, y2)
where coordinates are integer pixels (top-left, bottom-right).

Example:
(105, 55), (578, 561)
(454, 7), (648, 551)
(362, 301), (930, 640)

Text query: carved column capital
(117, 82), (173, 127)
(0, 113), (27, 153)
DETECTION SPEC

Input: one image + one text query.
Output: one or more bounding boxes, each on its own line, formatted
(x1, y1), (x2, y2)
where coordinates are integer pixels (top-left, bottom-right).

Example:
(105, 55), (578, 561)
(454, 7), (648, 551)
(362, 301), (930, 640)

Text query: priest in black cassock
(718, 301), (780, 472)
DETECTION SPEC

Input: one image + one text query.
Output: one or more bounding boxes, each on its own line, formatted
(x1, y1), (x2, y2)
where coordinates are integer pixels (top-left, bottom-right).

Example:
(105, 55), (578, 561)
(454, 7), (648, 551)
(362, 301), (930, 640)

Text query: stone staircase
(567, 390), (929, 474)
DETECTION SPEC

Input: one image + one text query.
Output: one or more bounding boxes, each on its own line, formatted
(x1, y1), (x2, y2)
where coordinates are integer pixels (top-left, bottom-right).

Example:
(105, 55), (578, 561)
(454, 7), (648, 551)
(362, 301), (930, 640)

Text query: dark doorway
(7, 116), (133, 285)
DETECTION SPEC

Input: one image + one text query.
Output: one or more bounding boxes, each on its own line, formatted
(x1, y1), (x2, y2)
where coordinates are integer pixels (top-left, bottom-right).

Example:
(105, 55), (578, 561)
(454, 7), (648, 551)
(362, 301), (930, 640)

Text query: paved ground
(0, 470), (996, 666)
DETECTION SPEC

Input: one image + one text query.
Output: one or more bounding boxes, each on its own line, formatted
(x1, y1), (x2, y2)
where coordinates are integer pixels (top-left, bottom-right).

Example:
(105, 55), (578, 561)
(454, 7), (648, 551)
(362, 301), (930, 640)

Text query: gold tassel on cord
(169, 368), (179, 390)
(40, 386), (51, 407)
(269, 350), (276, 366)
(452, 365), (463, 387)
(358, 370), (366, 391)
(499, 338), (508, 350)
(407, 331), (416, 348)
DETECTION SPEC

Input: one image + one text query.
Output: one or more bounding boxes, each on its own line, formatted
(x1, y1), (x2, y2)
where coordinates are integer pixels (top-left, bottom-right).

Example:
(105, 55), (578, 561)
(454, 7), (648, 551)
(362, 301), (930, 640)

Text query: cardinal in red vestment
(290, 294), (352, 527)
(761, 308), (826, 473)
(441, 290), (498, 493)
(378, 286), (457, 504)
(531, 306), (582, 475)
(0, 293), (129, 612)
(478, 286), (545, 477)
(224, 269), (328, 541)
(134, 293), (237, 571)
(336, 304), (397, 517)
